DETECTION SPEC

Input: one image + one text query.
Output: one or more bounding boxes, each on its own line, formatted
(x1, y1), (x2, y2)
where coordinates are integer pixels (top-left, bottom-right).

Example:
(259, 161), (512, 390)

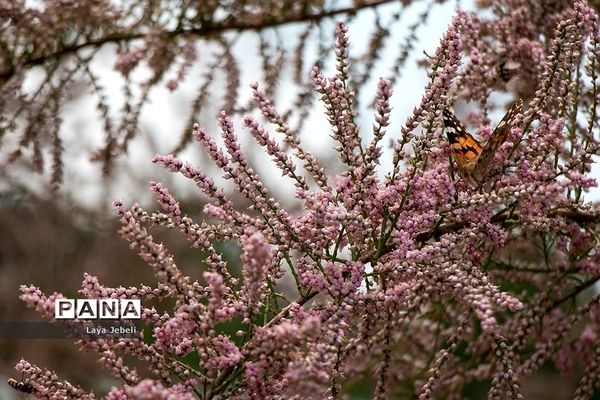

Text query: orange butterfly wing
(472, 99), (523, 180)
(443, 108), (483, 173)
(443, 99), (522, 183)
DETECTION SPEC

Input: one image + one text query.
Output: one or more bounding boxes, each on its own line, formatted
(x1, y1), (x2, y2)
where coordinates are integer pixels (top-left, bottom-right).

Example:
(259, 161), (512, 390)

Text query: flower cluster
(15, 1), (600, 398)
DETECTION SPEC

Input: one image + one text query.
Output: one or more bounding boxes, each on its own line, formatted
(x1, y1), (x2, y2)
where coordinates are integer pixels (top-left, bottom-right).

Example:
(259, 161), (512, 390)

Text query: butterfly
(443, 99), (523, 185)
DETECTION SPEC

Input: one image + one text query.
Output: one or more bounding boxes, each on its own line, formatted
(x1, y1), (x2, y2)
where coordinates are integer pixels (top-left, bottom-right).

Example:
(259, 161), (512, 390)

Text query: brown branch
(414, 221), (468, 242)
(548, 277), (600, 311)
(413, 207), (600, 243)
(551, 208), (600, 223)
(0, 0), (397, 82)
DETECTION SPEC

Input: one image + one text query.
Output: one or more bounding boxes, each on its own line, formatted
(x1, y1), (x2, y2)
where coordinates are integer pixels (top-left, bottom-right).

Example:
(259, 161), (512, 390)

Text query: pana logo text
(55, 299), (142, 320)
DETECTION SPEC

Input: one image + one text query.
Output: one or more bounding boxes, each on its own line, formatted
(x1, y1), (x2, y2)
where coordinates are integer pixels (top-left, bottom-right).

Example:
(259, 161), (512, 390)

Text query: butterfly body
(443, 99), (522, 184)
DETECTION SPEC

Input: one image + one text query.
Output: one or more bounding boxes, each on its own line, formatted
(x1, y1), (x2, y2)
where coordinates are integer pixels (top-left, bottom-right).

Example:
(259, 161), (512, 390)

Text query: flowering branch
(14, 1), (600, 398)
